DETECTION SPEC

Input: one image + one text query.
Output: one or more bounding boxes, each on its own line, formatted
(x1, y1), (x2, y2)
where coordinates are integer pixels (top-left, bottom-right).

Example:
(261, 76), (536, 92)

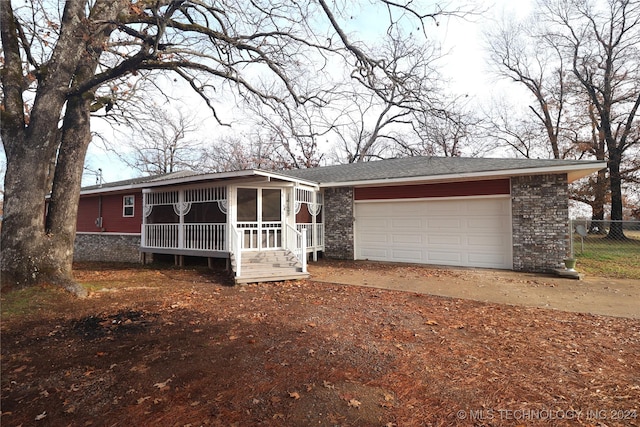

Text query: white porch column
(178, 190), (184, 249)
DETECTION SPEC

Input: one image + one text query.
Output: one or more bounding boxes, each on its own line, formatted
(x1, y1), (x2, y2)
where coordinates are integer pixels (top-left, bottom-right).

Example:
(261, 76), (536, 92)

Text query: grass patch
(573, 232), (640, 279)
(0, 285), (69, 319)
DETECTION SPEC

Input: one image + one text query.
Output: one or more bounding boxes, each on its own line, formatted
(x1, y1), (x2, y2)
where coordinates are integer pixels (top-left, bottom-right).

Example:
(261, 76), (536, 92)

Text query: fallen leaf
(323, 380), (335, 389)
(153, 378), (172, 389)
(137, 396), (151, 404)
(288, 391), (300, 399)
(348, 399), (361, 409)
(425, 320), (438, 325)
(35, 411), (47, 421)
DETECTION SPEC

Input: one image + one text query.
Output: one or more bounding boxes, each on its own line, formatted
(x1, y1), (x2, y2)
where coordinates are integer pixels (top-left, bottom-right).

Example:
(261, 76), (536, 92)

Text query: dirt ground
(1, 261), (639, 427)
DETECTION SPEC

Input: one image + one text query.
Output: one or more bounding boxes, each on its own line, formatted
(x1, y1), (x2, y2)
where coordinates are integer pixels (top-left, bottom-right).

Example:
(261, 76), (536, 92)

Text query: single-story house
(73, 156), (605, 282)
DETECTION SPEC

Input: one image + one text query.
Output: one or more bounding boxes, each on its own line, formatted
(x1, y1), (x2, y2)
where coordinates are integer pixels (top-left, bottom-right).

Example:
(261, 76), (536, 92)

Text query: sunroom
(139, 171), (324, 282)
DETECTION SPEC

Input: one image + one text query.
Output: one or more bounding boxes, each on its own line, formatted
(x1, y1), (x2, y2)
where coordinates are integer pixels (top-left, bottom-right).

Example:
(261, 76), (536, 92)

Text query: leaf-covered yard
(2, 263), (639, 426)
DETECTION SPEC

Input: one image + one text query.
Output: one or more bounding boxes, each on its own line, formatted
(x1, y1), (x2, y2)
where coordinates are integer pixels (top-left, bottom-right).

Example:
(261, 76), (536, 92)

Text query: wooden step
(231, 250), (308, 284)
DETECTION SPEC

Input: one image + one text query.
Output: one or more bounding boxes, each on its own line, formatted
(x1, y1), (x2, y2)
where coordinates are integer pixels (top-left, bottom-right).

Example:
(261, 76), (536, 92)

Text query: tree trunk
(0, 137), (60, 290)
(589, 169), (607, 234)
(44, 95), (94, 296)
(607, 147), (626, 240)
(1, 0), (124, 295)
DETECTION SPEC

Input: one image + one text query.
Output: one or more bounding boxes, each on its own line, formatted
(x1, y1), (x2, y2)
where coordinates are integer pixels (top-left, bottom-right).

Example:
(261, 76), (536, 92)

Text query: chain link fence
(569, 219), (640, 279)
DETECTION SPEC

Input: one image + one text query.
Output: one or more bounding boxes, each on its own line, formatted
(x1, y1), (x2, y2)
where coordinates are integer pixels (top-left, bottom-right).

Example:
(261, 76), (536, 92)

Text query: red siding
(76, 197), (101, 232)
(354, 179), (511, 200)
(76, 191), (143, 233)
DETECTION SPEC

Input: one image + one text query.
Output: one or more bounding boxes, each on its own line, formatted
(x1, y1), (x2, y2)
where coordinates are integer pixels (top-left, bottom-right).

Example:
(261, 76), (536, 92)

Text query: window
(123, 195), (135, 217)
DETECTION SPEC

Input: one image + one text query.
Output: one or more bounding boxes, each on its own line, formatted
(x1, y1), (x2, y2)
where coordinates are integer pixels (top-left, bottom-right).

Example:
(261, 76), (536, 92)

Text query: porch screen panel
(185, 202), (226, 223)
(262, 189), (281, 221)
(237, 188), (258, 221)
(147, 205), (179, 224)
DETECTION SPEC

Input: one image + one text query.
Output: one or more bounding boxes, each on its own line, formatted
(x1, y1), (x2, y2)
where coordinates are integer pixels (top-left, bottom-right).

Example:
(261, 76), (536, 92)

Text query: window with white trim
(123, 195), (135, 217)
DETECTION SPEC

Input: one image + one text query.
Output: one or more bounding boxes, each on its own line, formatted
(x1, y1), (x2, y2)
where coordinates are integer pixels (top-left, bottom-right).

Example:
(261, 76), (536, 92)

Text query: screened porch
(140, 182), (324, 263)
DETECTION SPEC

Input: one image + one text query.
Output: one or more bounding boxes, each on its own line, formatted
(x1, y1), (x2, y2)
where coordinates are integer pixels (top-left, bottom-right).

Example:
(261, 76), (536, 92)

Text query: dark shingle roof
(81, 170), (198, 192)
(277, 156), (604, 184)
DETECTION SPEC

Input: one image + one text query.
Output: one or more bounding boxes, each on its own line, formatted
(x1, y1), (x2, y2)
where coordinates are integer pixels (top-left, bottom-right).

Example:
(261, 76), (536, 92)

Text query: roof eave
(79, 169), (320, 196)
(317, 162), (608, 188)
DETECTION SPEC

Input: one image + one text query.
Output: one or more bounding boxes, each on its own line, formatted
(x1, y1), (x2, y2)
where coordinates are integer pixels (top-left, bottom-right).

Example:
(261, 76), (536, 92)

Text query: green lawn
(572, 230), (640, 279)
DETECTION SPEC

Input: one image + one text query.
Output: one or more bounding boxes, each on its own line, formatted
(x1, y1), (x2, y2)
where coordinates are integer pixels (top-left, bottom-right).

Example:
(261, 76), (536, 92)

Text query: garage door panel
(391, 234), (422, 244)
(468, 252), (509, 265)
(467, 234), (505, 246)
(427, 251), (463, 263)
(468, 217), (505, 229)
(391, 218), (422, 228)
(355, 198), (512, 269)
(427, 218), (463, 229)
(359, 233), (389, 244)
(360, 248), (389, 258)
(427, 234), (463, 248)
(391, 249), (423, 262)
(359, 218), (388, 227)
(427, 235), (462, 245)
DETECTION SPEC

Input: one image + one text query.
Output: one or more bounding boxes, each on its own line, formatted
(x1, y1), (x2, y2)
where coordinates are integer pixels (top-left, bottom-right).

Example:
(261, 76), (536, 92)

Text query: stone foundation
(74, 233), (141, 263)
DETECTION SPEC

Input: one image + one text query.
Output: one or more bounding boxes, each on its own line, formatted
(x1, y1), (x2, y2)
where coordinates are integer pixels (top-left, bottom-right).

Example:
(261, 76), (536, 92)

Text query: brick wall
(74, 233), (141, 263)
(323, 187), (354, 259)
(511, 174), (569, 272)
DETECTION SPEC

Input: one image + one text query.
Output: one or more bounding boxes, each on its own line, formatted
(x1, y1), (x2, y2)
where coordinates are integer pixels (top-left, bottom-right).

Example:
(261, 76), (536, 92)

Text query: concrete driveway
(308, 260), (640, 319)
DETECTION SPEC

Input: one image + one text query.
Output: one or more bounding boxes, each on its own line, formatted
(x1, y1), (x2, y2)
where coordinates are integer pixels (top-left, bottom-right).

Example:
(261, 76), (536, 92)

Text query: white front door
(237, 188), (283, 250)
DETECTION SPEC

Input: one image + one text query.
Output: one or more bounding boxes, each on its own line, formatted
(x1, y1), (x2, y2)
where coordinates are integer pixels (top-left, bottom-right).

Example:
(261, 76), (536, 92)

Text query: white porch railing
(184, 224), (226, 251)
(143, 223), (226, 251)
(144, 224), (180, 249)
(237, 222), (282, 250)
(286, 224), (307, 273)
(296, 224), (324, 249)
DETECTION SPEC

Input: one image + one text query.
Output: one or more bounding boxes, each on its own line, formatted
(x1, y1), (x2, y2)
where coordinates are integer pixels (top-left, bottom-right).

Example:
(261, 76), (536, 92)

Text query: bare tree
(485, 0), (640, 239)
(542, 0), (640, 239)
(109, 106), (204, 175)
(480, 99), (551, 158)
(331, 33), (446, 163)
(245, 99), (327, 169)
(1, 0), (471, 292)
(401, 96), (486, 157)
(201, 134), (282, 172)
(485, 13), (571, 159)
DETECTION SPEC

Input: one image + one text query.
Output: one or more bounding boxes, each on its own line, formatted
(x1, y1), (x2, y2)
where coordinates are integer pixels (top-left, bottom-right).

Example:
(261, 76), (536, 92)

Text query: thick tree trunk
(44, 96), (94, 295)
(607, 148), (627, 240)
(1, 0), (124, 296)
(0, 139), (60, 289)
(589, 169), (608, 233)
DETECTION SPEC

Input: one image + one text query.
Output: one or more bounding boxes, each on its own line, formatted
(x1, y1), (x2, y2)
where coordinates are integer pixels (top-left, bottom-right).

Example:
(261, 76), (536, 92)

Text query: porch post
(178, 190), (184, 249)
(312, 191), (318, 260)
(141, 190), (147, 250)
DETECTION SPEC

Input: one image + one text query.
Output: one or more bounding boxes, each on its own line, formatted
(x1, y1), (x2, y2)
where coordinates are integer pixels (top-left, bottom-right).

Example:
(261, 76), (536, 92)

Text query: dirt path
(308, 260), (640, 319)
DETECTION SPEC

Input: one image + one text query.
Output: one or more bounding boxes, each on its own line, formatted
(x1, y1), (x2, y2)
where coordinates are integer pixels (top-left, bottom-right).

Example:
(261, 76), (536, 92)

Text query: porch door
(237, 188), (282, 250)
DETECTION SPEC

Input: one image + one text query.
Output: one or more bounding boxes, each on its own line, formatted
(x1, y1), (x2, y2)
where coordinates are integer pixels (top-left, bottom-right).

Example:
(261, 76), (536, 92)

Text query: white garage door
(355, 197), (513, 269)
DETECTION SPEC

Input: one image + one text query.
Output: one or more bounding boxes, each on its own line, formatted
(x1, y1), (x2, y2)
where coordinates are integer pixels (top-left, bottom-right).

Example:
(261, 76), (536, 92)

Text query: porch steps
(231, 250), (310, 284)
